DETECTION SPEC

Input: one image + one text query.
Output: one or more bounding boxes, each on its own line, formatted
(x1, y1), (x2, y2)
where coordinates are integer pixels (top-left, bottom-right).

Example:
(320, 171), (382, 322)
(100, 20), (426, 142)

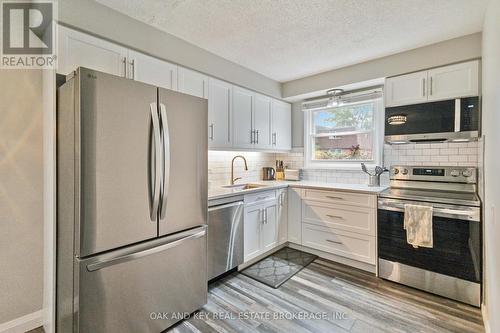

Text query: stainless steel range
(377, 165), (481, 306)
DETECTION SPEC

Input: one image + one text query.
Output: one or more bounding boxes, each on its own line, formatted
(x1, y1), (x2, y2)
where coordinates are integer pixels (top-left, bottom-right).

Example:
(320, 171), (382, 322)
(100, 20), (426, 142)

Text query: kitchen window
(304, 89), (383, 169)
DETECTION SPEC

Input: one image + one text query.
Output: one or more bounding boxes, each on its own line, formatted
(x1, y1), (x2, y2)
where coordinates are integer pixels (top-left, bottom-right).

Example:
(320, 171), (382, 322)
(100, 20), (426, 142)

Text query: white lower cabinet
(261, 202), (278, 251)
(243, 192), (279, 262)
(302, 223), (376, 265)
(277, 189), (288, 244)
(298, 188), (377, 268)
(287, 187), (302, 244)
(244, 204), (263, 261)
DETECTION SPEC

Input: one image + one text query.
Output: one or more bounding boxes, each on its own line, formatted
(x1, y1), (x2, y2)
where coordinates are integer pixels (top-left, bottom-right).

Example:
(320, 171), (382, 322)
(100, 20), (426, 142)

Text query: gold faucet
(231, 155), (248, 185)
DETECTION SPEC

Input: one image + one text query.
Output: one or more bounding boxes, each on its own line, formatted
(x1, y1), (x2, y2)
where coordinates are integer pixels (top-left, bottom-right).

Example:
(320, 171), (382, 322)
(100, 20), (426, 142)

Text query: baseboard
(482, 304), (491, 333)
(0, 310), (43, 333)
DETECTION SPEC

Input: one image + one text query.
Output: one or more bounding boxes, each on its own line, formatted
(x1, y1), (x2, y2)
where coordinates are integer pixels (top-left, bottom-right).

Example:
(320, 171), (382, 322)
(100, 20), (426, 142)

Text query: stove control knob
(393, 168), (399, 175)
(462, 169), (473, 178)
(401, 168), (408, 175)
(450, 169), (460, 177)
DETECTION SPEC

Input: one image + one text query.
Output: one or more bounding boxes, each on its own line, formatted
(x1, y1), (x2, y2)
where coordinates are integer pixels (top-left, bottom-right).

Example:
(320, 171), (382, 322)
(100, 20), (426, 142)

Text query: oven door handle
(378, 200), (480, 222)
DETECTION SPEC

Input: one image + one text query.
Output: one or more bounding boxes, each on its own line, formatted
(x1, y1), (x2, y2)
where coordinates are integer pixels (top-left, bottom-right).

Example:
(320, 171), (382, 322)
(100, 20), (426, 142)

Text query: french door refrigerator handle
(86, 227), (206, 272)
(150, 103), (161, 220)
(159, 103), (170, 219)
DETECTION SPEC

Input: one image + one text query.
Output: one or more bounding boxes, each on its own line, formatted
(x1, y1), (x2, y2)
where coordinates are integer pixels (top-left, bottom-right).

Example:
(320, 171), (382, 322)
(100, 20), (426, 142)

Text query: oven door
(377, 198), (481, 305)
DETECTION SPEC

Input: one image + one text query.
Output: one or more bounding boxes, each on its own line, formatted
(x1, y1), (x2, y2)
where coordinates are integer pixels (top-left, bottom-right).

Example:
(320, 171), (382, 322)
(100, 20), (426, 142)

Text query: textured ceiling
(94, 0), (487, 82)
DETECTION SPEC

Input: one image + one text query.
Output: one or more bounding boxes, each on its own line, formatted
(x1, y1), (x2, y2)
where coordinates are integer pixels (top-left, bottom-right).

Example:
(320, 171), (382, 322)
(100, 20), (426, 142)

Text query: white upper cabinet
(58, 25), (128, 77)
(232, 86), (255, 148)
(385, 71), (428, 107)
(272, 100), (292, 150)
(253, 94), (272, 149)
(385, 60), (480, 107)
(58, 26), (292, 152)
(178, 67), (209, 99)
(427, 61), (479, 102)
(208, 78), (232, 148)
(128, 50), (178, 91)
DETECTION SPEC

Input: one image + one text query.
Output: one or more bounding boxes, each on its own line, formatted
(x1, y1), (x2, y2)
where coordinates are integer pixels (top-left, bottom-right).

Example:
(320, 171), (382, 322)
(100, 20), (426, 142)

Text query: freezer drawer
(207, 200), (244, 280)
(77, 226), (207, 333)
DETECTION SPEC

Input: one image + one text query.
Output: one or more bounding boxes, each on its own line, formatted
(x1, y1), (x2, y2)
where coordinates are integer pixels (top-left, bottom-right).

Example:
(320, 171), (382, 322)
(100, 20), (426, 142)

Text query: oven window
(378, 209), (481, 282)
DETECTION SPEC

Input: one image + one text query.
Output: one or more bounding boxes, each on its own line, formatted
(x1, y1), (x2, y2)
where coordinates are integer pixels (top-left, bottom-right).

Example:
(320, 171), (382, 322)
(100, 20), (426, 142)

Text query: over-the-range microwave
(384, 97), (480, 144)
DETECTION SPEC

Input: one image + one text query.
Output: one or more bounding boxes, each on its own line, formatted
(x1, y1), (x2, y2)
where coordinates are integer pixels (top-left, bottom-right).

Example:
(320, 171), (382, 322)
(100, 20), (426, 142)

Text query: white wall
(0, 70), (44, 330)
(58, 0), (282, 98)
(283, 33), (481, 99)
(481, 0), (500, 331)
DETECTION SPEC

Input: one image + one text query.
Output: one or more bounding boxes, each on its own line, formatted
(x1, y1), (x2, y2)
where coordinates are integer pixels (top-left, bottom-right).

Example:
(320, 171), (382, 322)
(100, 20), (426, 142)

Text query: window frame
(304, 96), (384, 170)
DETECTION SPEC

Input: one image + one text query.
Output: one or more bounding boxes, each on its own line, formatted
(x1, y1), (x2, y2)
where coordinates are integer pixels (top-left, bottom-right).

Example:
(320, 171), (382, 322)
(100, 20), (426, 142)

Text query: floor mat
(241, 247), (318, 288)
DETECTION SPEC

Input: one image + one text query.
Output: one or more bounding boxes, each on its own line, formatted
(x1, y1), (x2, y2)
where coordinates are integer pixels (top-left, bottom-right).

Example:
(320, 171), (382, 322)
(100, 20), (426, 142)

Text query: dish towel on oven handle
(403, 204), (433, 248)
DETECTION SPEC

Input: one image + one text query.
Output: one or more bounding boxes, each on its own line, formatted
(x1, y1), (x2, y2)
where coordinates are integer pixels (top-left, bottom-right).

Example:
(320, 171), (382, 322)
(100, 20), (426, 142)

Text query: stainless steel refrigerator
(56, 67), (208, 333)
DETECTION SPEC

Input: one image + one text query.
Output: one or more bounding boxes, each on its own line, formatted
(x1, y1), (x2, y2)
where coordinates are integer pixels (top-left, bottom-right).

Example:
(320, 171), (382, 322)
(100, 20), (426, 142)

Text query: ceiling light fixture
(326, 89), (344, 107)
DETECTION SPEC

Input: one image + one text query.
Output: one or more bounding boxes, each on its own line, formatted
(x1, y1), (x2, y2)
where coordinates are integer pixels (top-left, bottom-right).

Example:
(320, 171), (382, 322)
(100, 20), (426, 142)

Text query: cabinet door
(272, 100), (292, 150)
(261, 202), (278, 251)
(385, 71), (428, 107)
(208, 78), (232, 148)
(253, 94), (272, 149)
(244, 204), (262, 261)
(178, 67), (208, 99)
(427, 61), (479, 102)
(232, 86), (255, 148)
(58, 25), (127, 77)
(287, 188), (302, 244)
(128, 50), (178, 90)
(277, 190), (288, 244)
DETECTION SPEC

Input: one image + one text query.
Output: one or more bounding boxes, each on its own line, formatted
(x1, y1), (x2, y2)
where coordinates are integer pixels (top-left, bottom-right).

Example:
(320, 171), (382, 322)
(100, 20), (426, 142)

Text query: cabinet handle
(422, 78), (426, 97)
(129, 59), (135, 80)
(256, 130), (259, 144)
(272, 132), (277, 145)
(326, 239), (343, 245)
(430, 77), (433, 95)
(326, 214), (343, 219)
(326, 196), (344, 200)
(122, 57), (127, 78)
(209, 123), (214, 140)
(250, 130), (254, 144)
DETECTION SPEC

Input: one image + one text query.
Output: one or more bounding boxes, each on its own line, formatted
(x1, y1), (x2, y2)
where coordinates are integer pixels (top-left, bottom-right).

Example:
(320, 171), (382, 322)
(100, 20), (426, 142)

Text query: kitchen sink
(221, 183), (269, 191)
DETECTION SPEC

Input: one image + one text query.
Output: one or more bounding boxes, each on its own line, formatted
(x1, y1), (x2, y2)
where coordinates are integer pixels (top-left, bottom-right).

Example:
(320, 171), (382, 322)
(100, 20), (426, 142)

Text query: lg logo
(2, 1), (53, 54)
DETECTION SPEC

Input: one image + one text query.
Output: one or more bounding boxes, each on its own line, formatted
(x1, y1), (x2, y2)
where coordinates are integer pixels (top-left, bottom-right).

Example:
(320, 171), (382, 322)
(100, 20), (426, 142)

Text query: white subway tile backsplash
(209, 141), (479, 188)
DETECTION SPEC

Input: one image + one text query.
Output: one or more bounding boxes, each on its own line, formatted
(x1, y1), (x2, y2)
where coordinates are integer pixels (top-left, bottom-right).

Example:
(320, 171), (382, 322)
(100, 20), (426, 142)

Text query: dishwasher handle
(208, 201), (244, 212)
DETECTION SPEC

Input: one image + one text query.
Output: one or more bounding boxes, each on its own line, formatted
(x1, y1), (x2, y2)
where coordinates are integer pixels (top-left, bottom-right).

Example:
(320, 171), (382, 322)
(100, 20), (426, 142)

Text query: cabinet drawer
(302, 201), (375, 236)
(302, 223), (376, 265)
(244, 190), (276, 204)
(302, 189), (376, 208)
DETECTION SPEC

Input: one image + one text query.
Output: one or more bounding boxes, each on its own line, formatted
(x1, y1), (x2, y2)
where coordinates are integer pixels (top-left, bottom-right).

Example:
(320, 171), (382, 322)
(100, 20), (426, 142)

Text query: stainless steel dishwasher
(207, 195), (244, 281)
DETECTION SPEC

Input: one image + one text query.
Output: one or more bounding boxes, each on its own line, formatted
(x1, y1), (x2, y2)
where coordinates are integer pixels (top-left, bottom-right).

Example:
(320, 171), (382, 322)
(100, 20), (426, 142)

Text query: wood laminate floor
(168, 258), (484, 333)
